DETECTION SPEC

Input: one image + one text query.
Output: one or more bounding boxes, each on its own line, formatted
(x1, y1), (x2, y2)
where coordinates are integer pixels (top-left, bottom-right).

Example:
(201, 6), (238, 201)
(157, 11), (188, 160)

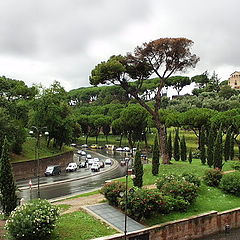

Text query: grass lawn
(11, 137), (73, 163)
(51, 210), (118, 240)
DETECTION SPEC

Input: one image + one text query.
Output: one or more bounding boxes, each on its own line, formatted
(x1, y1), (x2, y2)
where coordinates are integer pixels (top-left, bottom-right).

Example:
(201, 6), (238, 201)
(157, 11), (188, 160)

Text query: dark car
(45, 165), (61, 176)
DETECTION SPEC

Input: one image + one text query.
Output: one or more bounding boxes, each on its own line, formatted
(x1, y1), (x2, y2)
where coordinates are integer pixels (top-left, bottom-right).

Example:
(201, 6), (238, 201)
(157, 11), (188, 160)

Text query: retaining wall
(12, 151), (73, 180)
(99, 208), (240, 240)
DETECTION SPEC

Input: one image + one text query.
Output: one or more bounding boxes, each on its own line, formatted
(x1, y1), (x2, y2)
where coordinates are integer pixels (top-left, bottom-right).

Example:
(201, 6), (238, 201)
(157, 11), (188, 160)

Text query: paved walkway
(86, 203), (146, 233)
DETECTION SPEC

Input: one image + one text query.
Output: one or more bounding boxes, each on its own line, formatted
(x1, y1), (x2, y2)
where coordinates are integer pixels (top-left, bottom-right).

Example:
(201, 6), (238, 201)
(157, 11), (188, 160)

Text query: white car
(116, 147), (123, 151)
(105, 159), (112, 165)
(81, 144), (88, 148)
(77, 150), (86, 156)
(93, 157), (99, 163)
(123, 147), (130, 152)
(66, 163), (78, 172)
(91, 162), (100, 172)
(86, 154), (92, 159)
(88, 158), (94, 165)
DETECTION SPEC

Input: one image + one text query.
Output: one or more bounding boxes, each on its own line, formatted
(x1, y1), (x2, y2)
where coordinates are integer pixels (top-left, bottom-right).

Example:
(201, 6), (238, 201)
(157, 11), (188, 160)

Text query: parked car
(81, 144), (88, 148)
(105, 159), (112, 165)
(45, 165), (61, 176)
(91, 162), (100, 172)
(79, 161), (87, 168)
(66, 162), (78, 172)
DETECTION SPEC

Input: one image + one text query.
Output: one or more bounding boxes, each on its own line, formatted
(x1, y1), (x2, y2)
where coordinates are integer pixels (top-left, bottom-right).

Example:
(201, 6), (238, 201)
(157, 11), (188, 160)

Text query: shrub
(203, 169), (223, 187)
(159, 179), (198, 203)
(5, 199), (59, 240)
(181, 173), (201, 187)
(119, 188), (167, 220)
(220, 172), (240, 196)
(100, 181), (125, 206)
(162, 195), (190, 213)
(155, 174), (182, 189)
(231, 162), (240, 171)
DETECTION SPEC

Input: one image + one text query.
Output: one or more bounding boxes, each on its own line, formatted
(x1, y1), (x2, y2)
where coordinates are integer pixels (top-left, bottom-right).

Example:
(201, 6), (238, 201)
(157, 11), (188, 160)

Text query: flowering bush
(181, 173), (201, 187)
(5, 199), (59, 240)
(158, 178), (199, 204)
(155, 174), (182, 189)
(203, 169), (223, 187)
(100, 181), (125, 206)
(220, 172), (240, 196)
(119, 188), (168, 220)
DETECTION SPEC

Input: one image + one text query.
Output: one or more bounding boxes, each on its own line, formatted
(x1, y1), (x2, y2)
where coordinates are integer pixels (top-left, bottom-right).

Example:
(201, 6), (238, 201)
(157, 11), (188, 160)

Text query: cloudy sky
(0, 0), (239, 92)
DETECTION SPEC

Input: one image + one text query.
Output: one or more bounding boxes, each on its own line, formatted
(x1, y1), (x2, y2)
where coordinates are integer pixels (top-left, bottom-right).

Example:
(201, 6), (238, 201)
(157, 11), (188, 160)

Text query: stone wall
(12, 151), (73, 180)
(99, 208), (240, 240)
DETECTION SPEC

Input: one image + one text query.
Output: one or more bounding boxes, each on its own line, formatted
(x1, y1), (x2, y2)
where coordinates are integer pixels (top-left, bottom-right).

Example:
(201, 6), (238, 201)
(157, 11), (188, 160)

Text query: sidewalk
(85, 203), (146, 233)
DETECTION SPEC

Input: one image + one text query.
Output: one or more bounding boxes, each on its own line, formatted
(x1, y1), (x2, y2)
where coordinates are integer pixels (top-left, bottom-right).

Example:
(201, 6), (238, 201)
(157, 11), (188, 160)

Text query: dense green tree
(152, 135), (160, 176)
(213, 126), (223, 170)
(188, 148), (193, 164)
(0, 137), (18, 216)
(224, 126), (232, 162)
(199, 126), (206, 165)
(180, 135), (187, 161)
(230, 132), (235, 161)
(29, 81), (75, 149)
(207, 125), (215, 167)
(133, 150), (143, 188)
(167, 132), (172, 160)
(173, 128), (180, 161)
(166, 76), (191, 95)
(89, 38), (199, 164)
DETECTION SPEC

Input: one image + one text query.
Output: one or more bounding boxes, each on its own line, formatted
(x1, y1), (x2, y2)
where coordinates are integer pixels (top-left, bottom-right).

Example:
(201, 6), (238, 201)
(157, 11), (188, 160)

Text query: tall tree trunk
(156, 122), (170, 164)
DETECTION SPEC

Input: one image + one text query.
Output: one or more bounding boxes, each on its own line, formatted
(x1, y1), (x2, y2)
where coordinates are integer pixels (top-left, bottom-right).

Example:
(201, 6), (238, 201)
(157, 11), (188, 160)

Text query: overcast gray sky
(0, 0), (239, 91)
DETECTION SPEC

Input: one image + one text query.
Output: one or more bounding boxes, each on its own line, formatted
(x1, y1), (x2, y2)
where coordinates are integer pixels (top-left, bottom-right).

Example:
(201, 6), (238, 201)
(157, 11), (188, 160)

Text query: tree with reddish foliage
(90, 38), (199, 164)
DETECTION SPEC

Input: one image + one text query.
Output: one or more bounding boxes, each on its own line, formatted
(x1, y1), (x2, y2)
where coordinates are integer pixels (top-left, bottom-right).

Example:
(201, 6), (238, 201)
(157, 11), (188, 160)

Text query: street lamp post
(29, 126), (49, 198)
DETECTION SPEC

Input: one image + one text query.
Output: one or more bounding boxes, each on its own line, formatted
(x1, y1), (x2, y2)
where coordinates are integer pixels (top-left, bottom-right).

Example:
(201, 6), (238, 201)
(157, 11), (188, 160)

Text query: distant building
(228, 71), (240, 89)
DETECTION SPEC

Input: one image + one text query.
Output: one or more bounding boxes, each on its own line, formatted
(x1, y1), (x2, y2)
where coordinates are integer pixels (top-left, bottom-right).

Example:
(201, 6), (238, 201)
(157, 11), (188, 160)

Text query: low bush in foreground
(220, 172), (240, 196)
(100, 181), (125, 206)
(5, 199), (59, 240)
(203, 169), (223, 187)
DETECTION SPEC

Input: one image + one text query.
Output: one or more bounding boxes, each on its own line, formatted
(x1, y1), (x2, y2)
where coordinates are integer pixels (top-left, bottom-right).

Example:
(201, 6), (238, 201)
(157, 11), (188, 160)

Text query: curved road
(17, 150), (129, 201)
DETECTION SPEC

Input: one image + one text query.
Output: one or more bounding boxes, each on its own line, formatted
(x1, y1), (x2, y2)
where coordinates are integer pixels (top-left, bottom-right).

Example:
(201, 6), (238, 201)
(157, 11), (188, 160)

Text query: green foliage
(231, 162), (240, 170)
(224, 126), (232, 162)
(173, 128), (180, 161)
(213, 126), (223, 169)
(220, 172), (240, 196)
(207, 125), (215, 167)
(119, 188), (189, 221)
(152, 134), (160, 176)
(181, 172), (201, 187)
(188, 148), (193, 164)
(203, 169), (223, 187)
(157, 177), (198, 204)
(167, 132), (172, 160)
(5, 199), (59, 240)
(100, 181), (125, 206)
(0, 137), (18, 216)
(199, 126), (206, 164)
(180, 135), (187, 161)
(133, 150), (143, 188)
(230, 132), (235, 160)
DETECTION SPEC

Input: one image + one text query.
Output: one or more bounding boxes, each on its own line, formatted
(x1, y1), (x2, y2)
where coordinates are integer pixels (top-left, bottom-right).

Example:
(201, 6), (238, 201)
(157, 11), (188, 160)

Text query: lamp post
(29, 126), (49, 198)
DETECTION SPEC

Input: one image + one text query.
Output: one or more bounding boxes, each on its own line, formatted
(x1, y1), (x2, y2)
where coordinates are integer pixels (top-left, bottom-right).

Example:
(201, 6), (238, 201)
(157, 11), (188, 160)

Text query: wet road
(17, 149), (130, 200)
